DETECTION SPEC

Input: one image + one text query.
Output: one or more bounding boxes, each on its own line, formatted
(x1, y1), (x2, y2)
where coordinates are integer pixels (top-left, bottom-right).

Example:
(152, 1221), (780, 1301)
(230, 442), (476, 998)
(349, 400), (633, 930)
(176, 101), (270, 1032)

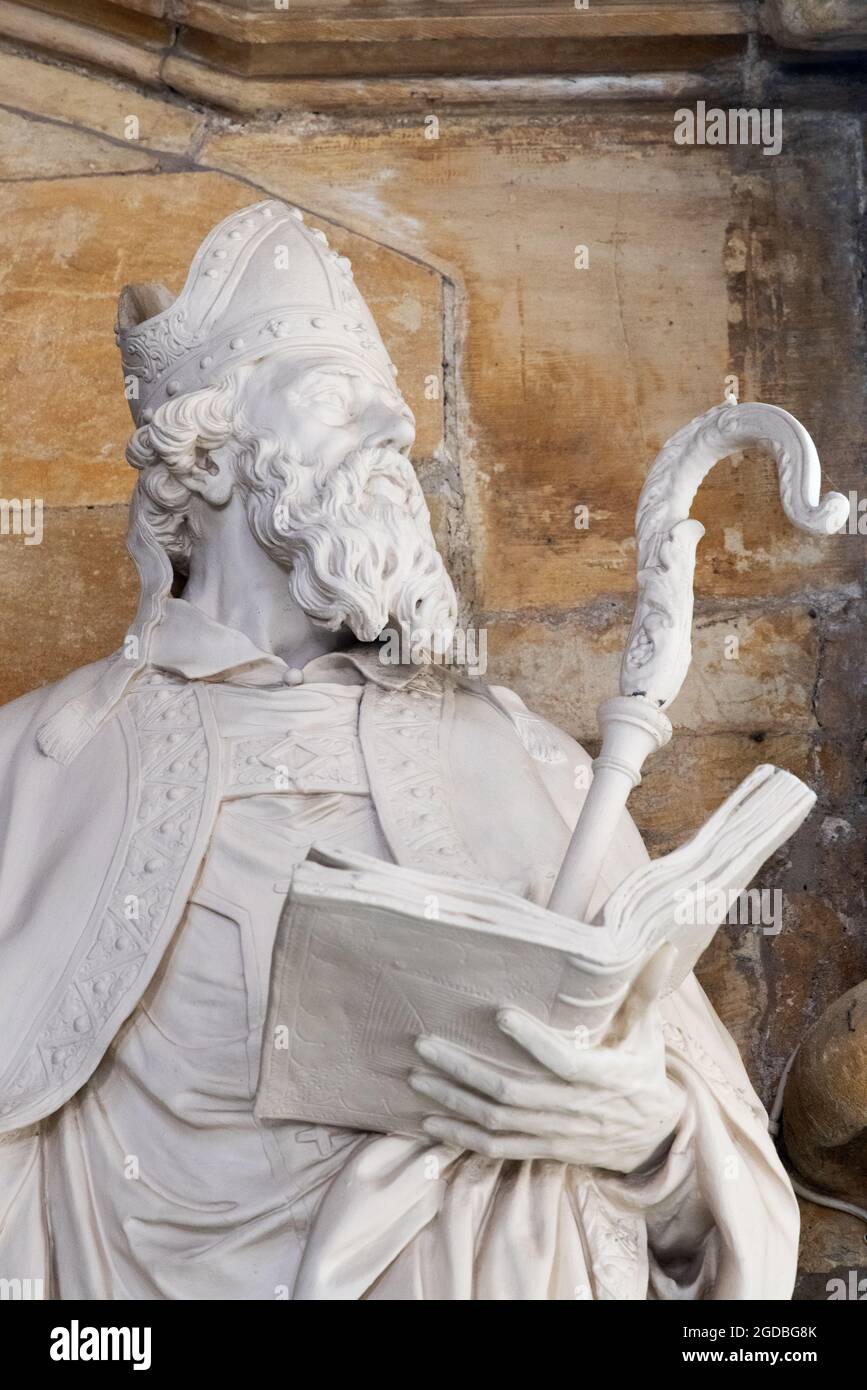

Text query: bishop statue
(0, 201), (799, 1301)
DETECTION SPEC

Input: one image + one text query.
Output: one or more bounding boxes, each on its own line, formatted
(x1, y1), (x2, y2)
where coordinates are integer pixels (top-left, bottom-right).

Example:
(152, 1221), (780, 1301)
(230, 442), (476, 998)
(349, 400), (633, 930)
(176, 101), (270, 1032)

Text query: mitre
(116, 199), (399, 426)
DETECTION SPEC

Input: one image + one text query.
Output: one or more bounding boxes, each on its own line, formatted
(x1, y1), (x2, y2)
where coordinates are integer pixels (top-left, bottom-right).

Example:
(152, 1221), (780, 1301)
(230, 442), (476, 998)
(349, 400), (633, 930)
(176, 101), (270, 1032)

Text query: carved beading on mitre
(116, 199), (399, 426)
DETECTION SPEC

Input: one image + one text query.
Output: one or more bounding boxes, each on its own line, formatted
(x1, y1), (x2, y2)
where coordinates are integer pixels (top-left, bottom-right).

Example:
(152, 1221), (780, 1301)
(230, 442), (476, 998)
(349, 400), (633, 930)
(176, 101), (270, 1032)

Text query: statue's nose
(362, 401), (416, 453)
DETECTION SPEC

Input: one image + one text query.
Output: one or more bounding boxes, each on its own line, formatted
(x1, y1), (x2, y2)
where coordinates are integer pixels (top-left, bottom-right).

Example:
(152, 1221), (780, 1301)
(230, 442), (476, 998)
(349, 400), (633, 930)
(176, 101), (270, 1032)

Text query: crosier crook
(548, 400), (850, 921)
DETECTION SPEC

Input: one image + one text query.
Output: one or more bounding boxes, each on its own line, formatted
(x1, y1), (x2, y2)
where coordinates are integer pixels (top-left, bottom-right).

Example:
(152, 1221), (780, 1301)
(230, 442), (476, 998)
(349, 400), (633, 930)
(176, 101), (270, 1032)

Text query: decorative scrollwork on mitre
(120, 309), (204, 386)
(620, 401), (849, 710)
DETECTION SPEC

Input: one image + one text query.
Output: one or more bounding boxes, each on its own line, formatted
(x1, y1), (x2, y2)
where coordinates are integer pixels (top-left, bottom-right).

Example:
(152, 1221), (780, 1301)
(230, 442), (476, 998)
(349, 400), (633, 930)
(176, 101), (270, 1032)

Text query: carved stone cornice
(761, 0), (867, 50)
(0, 0), (864, 112)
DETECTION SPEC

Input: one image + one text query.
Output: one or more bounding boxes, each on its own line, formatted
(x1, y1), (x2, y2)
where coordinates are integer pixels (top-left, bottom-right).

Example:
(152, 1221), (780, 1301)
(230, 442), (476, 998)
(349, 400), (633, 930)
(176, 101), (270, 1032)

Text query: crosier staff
(548, 400), (850, 921)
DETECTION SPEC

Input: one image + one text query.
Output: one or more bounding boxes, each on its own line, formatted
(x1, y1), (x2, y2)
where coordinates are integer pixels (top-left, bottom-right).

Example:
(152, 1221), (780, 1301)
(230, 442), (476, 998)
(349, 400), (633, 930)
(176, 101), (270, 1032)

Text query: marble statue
(0, 198), (835, 1301)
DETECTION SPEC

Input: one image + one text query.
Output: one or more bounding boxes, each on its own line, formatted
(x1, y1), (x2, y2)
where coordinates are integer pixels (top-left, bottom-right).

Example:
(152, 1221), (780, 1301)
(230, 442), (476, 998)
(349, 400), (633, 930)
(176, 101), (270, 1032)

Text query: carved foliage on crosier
(621, 402), (848, 711)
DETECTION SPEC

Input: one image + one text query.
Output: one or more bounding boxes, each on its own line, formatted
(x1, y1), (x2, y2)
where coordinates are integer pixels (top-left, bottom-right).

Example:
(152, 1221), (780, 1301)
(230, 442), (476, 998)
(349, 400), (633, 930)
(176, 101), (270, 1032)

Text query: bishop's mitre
(116, 199), (399, 427)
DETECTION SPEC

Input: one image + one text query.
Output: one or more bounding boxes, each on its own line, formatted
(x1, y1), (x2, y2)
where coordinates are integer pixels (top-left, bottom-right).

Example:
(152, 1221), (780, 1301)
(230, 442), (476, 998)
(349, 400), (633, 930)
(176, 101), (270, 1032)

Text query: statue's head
(116, 200), (457, 651)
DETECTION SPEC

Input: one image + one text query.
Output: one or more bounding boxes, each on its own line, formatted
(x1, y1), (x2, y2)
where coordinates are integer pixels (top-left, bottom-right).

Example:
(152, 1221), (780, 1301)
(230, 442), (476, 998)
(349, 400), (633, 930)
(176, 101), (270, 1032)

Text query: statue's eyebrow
(296, 367), (364, 391)
(294, 365), (413, 419)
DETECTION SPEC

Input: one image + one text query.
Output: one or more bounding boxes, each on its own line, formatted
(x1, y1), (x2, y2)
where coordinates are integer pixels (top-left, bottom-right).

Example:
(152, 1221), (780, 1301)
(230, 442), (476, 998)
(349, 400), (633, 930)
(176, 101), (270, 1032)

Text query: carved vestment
(0, 601), (798, 1298)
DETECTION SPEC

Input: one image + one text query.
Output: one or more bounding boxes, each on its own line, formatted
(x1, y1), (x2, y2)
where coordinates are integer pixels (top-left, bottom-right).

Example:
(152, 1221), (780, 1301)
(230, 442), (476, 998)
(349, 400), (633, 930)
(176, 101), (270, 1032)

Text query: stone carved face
(237, 349), (417, 507)
(130, 345), (459, 650)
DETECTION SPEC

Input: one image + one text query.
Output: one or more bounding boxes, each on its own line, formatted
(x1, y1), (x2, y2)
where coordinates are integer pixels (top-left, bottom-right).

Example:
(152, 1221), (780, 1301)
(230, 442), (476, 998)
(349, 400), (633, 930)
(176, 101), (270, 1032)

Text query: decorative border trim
(360, 670), (485, 881)
(0, 677), (219, 1129)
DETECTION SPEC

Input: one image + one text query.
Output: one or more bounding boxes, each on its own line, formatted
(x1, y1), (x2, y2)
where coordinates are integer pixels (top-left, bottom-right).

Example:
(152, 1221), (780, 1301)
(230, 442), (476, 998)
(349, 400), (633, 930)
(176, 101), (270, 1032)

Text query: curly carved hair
(125, 370), (288, 573)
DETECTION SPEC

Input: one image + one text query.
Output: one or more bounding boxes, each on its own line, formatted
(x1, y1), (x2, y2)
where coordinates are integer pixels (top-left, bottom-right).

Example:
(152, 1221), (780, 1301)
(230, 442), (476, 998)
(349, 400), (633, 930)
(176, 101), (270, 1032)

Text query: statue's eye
(309, 388), (355, 418)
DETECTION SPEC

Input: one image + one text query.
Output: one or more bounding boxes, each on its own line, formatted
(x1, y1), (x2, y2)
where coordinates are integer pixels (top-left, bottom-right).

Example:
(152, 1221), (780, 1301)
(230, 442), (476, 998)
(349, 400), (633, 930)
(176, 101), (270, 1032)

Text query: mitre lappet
(40, 200), (402, 765)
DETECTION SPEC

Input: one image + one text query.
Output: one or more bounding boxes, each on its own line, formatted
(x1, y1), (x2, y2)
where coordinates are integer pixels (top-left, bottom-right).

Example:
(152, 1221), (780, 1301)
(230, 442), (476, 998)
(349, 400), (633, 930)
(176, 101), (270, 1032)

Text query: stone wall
(0, 13), (864, 1295)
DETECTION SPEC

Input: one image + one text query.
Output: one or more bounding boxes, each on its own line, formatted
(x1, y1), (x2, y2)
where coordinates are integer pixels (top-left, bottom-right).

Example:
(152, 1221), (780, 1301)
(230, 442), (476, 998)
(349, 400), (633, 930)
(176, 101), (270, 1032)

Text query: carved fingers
(411, 989), (685, 1172)
(414, 1035), (567, 1105)
(419, 1116), (588, 1164)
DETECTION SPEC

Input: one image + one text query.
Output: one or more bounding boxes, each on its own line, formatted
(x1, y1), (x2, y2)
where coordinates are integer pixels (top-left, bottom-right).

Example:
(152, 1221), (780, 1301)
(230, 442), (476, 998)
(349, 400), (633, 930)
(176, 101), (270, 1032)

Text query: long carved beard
(242, 445), (458, 652)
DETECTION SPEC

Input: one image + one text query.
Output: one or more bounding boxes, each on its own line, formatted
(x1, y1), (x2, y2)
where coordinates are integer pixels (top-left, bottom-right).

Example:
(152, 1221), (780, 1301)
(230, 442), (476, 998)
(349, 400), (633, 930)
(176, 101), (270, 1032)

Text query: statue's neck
(180, 493), (345, 668)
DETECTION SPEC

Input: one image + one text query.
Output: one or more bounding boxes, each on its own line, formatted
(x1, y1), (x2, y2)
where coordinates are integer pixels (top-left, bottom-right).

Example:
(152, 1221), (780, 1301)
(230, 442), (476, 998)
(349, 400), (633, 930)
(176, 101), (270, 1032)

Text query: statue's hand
(409, 946), (684, 1174)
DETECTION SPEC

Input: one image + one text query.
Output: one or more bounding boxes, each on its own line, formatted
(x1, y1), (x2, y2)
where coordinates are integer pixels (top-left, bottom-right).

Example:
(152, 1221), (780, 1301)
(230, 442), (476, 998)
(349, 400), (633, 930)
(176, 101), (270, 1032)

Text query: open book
(255, 764), (813, 1136)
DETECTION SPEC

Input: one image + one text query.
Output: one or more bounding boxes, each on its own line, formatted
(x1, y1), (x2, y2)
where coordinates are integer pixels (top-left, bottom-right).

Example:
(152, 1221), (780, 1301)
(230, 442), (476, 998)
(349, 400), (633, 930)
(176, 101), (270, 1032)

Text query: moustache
(309, 446), (426, 522)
